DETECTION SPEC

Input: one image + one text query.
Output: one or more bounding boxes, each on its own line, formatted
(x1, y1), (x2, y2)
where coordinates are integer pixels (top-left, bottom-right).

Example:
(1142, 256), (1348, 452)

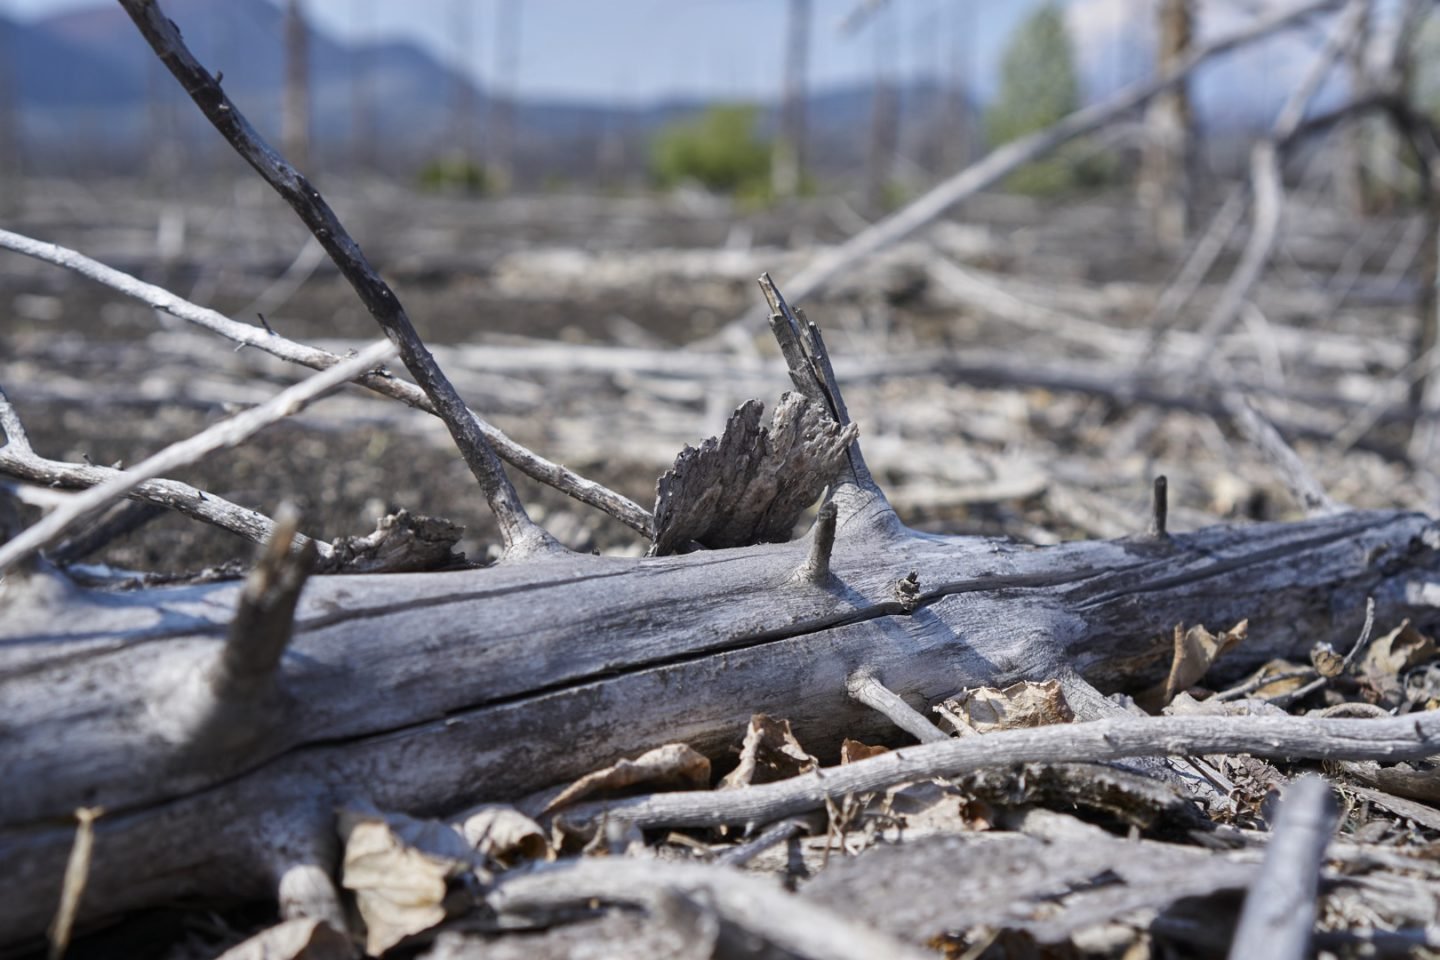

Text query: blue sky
(0, 0), (1065, 104)
(0, 0), (1349, 115)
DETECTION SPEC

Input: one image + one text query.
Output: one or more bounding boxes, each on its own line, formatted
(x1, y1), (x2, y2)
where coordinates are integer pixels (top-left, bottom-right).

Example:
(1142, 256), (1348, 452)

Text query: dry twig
(0, 227), (653, 538)
(0, 383), (326, 563)
(0, 341), (393, 575)
(119, 0), (554, 556)
(558, 711), (1440, 832)
(1227, 776), (1337, 960)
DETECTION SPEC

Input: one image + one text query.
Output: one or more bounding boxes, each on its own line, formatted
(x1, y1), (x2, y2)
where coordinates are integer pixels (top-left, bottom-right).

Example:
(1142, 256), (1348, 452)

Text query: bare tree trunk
(1335, 6), (1372, 214)
(489, 0), (521, 191)
(349, 0), (374, 173)
(944, 2), (974, 172)
(1408, 148), (1439, 463)
(451, 0), (478, 167)
(773, 0), (810, 199)
(1140, 0), (1193, 250)
(0, 20), (18, 216)
(865, 10), (899, 214)
(282, 0), (310, 172)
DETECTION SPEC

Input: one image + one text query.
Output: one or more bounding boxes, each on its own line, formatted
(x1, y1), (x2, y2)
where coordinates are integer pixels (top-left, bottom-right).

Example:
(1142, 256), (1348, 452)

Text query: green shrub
(418, 156), (490, 195)
(650, 104), (773, 199)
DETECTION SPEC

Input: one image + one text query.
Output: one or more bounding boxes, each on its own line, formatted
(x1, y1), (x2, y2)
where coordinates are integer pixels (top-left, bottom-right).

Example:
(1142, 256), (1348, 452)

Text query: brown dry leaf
(936, 679), (1074, 735)
(720, 715), (818, 788)
(1310, 642), (1344, 678)
(339, 808), (479, 956)
(1359, 621), (1436, 704)
(214, 919), (354, 960)
(841, 739), (889, 764)
(542, 743), (710, 815)
(458, 805), (552, 866)
(1139, 621), (1248, 712)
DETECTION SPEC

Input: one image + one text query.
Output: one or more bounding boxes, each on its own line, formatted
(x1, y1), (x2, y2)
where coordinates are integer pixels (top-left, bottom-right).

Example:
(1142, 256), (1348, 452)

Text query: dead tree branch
(716, 0), (1343, 342)
(0, 384), (326, 562)
(0, 227), (653, 539)
(559, 710), (1440, 833)
(1227, 776), (1337, 960)
(489, 859), (934, 960)
(0, 341), (393, 574)
(118, 0), (554, 556)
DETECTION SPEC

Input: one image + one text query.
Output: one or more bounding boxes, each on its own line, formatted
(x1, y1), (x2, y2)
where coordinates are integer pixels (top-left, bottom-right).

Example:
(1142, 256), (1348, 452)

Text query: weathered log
(2, 501), (1437, 946)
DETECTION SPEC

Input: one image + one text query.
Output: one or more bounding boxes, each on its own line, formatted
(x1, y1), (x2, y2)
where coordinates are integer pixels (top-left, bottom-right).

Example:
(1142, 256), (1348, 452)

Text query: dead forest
(7, 0), (1440, 958)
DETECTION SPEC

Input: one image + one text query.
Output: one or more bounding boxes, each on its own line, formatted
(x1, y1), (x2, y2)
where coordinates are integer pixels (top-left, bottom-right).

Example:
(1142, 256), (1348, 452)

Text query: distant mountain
(0, 0), (977, 181)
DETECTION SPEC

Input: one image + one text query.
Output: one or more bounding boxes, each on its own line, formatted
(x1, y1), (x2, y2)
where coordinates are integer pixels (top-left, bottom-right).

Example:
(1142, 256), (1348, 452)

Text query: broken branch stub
(651, 394), (858, 556)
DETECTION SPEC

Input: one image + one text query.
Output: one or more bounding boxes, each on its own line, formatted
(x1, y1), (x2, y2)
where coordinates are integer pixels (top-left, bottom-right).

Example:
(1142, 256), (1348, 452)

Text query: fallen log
(2, 497), (1438, 945)
(3, 3), (1439, 952)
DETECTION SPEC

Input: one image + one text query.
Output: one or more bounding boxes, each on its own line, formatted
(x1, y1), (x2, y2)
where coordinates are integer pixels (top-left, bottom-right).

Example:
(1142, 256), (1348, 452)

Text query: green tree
(986, 4), (1094, 194)
(650, 104), (773, 199)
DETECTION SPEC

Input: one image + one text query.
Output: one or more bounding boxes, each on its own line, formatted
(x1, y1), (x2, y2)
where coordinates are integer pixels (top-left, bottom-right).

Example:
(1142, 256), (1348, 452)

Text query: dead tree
(3, 0), (1440, 953)
(1140, 0), (1194, 249)
(772, 0), (811, 199)
(282, 0), (311, 172)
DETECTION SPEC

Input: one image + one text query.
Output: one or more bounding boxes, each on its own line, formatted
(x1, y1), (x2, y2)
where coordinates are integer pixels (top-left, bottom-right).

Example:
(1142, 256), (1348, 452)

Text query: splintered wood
(651, 393), (857, 555)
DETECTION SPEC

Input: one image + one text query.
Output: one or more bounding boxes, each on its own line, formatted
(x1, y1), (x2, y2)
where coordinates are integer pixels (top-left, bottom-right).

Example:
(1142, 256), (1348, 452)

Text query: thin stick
(0, 227), (653, 538)
(1227, 776), (1336, 960)
(1267, 596), (1377, 707)
(47, 807), (102, 960)
(0, 341), (394, 575)
(0, 385), (309, 559)
(119, 0), (552, 555)
(846, 671), (948, 744)
(1221, 393), (1339, 516)
(715, 0), (1343, 341)
(715, 818), (809, 868)
(557, 711), (1440, 832)
(489, 858), (934, 960)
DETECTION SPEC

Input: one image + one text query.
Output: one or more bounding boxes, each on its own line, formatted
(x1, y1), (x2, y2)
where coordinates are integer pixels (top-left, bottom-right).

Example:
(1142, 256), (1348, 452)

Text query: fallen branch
(558, 711), (1440, 832)
(0, 227), (653, 539)
(0, 384), (328, 563)
(120, 0), (553, 556)
(0, 341), (393, 574)
(715, 0), (1343, 341)
(488, 858), (933, 960)
(1227, 776), (1337, 960)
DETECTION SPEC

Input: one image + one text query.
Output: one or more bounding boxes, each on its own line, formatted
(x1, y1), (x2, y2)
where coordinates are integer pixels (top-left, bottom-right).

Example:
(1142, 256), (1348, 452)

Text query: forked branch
(0, 227), (654, 538)
(118, 0), (554, 556)
(0, 341), (394, 575)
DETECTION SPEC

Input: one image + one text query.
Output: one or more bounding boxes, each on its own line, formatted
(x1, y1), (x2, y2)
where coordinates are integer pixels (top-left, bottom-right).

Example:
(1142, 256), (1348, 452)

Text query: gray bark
(1, 503), (1436, 945)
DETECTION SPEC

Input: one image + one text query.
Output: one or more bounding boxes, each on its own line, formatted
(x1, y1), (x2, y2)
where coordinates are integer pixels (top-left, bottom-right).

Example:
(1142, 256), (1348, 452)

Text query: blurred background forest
(2, 0), (1439, 575)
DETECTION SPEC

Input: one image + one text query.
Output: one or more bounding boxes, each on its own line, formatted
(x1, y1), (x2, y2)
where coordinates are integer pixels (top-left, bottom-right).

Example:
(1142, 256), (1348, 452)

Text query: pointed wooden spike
(797, 499), (838, 583)
(1149, 475), (1169, 539)
(213, 505), (315, 700)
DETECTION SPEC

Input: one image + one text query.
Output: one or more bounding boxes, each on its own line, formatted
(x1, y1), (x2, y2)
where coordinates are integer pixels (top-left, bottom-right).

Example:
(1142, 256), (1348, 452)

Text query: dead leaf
(458, 805), (552, 866)
(841, 739), (888, 764)
(214, 919), (354, 960)
(1359, 621), (1437, 705)
(720, 715), (818, 788)
(1139, 621), (1248, 712)
(651, 393), (858, 555)
(542, 743), (710, 814)
(934, 679), (1074, 735)
(1310, 642), (1344, 678)
(339, 808), (479, 956)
